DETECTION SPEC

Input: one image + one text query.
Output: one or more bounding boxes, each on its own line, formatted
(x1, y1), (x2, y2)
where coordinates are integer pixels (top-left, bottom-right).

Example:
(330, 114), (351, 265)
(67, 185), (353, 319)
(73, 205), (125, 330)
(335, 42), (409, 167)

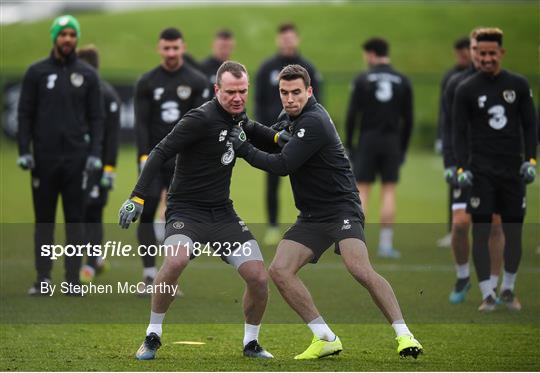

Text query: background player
(255, 22), (322, 246)
(120, 61), (276, 360)
(345, 37), (413, 259)
(199, 29), (236, 92)
(17, 15), (104, 295)
(442, 27), (504, 304)
(453, 28), (537, 311)
(230, 64), (423, 360)
(77, 45), (121, 283)
(134, 27), (210, 290)
(436, 37), (471, 248)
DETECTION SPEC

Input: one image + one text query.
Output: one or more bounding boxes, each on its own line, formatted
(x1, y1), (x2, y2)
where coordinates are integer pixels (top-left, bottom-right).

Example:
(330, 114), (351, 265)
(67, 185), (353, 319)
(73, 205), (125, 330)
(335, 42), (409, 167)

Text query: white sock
(501, 271), (517, 292)
(379, 227), (393, 251)
(456, 263), (470, 279)
(489, 275), (499, 290)
(391, 319), (412, 337)
(146, 311), (165, 337)
(243, 323), (261, 347)
(143, 267), (157, 279)
(307, 316), (336, 341)
(479, 280), (495, 300)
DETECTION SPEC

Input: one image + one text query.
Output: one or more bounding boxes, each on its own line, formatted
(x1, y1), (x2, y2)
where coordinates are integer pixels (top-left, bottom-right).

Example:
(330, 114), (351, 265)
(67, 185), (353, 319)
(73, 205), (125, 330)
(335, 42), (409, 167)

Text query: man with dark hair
(435, 37), (471, 249)
(345, 37), (413, 259)
(229, 64), (423, 360)
(17, 15), (104, 295)
(199, 29), (235, 90)
(442, 28), (504, 305)
(134, 27), (210, 291)
(453, 28), (537, 311)
(77, 45), (121, 283)
(120, 61), (284, 360)
(255, 22), (322, 246)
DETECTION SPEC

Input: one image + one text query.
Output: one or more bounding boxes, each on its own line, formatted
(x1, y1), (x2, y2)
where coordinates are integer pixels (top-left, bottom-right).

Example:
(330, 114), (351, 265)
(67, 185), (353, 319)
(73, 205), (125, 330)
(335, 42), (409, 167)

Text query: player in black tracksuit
(17, 15), (104, 295)
(255, 23), (322, 243)
(453, 29), (537, 311)
(120, 62), (275, 360)
(436, 37), (471, 240)
(77, 46), (121, 282)
(344, 38), (413, 259)
(134, 28), (210, 283)
(230, 64), (423, 359)
(199, 29), (235, 97)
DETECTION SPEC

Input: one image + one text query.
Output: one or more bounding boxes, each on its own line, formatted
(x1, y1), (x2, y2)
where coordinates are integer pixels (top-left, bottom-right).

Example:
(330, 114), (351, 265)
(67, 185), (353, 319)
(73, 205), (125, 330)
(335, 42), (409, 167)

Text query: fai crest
(177, 85), (192, 100)
(470, 197), (480, 209)
(453, 188), (462, 199)
(70, 73), (84, 87)
(503, 90), (516, 104)
(173, 221), (184, 229)
(221, 142), (235, 165)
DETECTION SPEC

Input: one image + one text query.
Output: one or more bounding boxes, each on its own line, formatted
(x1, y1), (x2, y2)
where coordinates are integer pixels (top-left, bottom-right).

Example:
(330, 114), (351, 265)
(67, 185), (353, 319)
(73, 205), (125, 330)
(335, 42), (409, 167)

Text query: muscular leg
(488, 214), (504, 289)
(380, 183), (396, 228)
(451, 209), (470, 266)
(237, 260), (269, 325)
(339, 238), (404, 323)
(356, 182), (371, 218)
(268, 240), (319, 322)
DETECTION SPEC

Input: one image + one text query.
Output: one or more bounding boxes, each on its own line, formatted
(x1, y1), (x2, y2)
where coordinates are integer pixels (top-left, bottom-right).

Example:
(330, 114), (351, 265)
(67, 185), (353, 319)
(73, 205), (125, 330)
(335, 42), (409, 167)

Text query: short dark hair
(216, 61), (248, 86)
(215, 28), (233, 39)
(476, 28), (503, 46)
(278, 22), (297, 34)
(160, 27), (183, 41)
(362, 37), (389, 57)
(454, 37), (470, 50)
(277, 64), (311, 88)
(77, 45), (99, 69)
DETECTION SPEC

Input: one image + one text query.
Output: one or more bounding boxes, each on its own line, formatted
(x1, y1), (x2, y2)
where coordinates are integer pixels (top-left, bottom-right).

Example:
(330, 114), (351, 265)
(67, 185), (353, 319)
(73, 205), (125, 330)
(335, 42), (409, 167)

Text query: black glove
(456, 168), (473, 188)
(235, 112), (255, 132)
(85, 156), (103, 172)
(228, 125), (248, 151)
(276, 130), (291, 148)
(271, 120), (292, 132)
(520, 160), (536, 184)
(17, 153), (35, 170)
(444, 166), (457, 186)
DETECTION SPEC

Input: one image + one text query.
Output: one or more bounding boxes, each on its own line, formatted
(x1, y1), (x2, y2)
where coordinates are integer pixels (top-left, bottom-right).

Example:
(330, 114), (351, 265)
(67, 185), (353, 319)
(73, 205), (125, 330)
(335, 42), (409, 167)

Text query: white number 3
(375, 81), (393, 102)
(487, 105), (507, 130)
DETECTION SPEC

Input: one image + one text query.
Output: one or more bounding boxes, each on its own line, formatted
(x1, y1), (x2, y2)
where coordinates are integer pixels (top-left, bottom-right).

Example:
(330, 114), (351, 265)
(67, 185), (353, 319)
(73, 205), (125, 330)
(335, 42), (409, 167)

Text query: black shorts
(164, 204), (256, 265)
(451, 186), (469, 211)
(352, 138), (400, 183)
(467, 172), (525, 217)
(283, 216), (366, 263)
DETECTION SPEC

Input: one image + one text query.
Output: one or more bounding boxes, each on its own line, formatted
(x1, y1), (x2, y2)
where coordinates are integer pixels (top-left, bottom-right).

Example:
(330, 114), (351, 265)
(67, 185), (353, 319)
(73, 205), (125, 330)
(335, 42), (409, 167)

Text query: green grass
(1, 2), (538, 146)
(1, 3), (540, 370)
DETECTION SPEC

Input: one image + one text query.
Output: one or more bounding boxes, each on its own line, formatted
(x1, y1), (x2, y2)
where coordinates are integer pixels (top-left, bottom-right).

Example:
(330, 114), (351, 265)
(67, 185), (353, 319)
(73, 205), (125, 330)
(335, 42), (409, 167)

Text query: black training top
(441, 65), (477, 168)
(17, 50), (104, 158)
(240, 96), (362, 221)
(101, 79), (121, 167)
(453, 69), (537, 175)
(437, 64), (468, 141)
(199, 56), (223, 86)
(134, 63), (211, 160)
(255, 53), (322, 126)
(131, 98), (276, 209)
(345, 64), (413, 157)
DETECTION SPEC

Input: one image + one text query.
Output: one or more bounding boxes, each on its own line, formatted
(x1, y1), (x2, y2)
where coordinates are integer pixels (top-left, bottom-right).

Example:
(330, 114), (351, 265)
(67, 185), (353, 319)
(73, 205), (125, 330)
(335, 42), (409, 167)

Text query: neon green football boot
(294, 336), (342, 360)
(396, 335), (423, 359)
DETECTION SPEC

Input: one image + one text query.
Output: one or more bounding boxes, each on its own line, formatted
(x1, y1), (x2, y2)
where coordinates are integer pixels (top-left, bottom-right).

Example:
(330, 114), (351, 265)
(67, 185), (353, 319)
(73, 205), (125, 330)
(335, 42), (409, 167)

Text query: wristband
(132, 196), (145, 205)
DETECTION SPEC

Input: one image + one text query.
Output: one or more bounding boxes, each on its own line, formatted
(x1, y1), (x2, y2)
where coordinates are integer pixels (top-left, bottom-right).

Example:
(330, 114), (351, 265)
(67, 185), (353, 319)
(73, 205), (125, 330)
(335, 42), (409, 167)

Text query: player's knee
(245, 269), (268, 290)
(268, 262), (291, 285)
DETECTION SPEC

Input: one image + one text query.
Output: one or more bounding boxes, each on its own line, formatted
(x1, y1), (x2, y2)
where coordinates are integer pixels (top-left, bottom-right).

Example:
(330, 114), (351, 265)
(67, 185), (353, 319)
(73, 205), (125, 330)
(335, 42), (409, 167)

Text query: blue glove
(85, 156), (103, 172)
(17, 153), (35, 170)
(520, 160), (536, 184)
(444, 166), (457, 186)
(456, 168), (473, 188)
(119, 198), (144, 229)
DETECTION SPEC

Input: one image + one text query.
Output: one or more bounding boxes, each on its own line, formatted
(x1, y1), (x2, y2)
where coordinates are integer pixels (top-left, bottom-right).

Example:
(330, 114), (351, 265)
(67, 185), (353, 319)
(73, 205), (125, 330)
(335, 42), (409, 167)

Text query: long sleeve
(17, 67), (38, 155)
(86, 73), (105, 157)
(452, 84), (470, 168)
(102, 89), (121, 167)
(400, 78), (414, 157)
(132, 111), (205, 199)
(244, 121), (281, 153)
(134, 76), (151, 158)
(345, 79), (361, 149)
(518, 79), (538, 160)
(238, 114), (326, 176)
